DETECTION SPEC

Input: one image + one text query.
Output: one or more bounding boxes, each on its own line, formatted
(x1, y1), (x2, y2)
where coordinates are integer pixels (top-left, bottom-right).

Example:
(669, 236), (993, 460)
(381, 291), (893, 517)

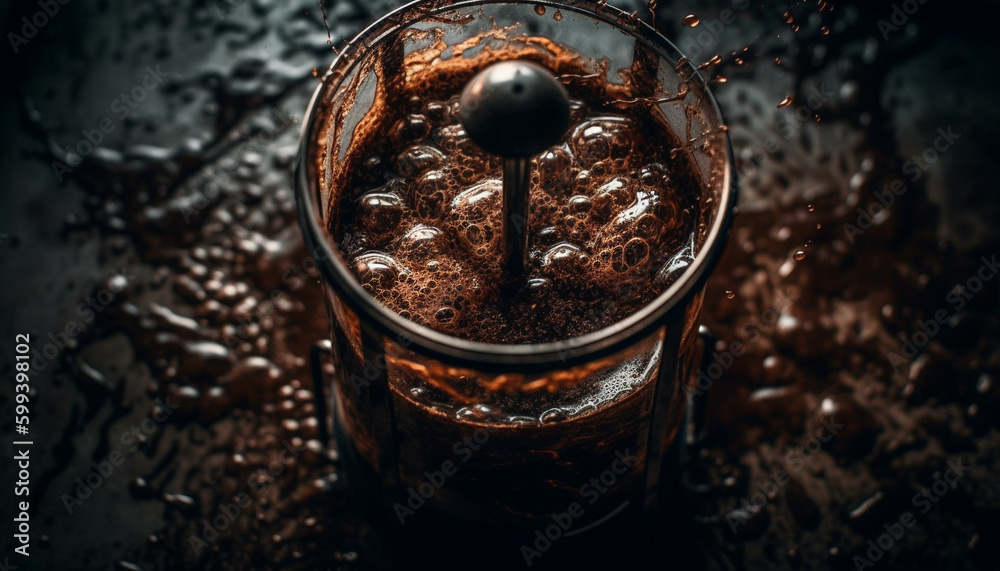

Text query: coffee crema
(329, 39), (704, 344)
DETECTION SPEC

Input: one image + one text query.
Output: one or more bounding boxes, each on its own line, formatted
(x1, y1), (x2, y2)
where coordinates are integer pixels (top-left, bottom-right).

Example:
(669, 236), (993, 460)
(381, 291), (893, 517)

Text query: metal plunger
(458, 60), (570, 284)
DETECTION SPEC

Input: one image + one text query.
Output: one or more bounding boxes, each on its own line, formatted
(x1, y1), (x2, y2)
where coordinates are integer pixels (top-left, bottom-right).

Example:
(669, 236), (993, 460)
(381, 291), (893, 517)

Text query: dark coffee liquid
(321, 41), (707, 565)
(332, 66), (701, 344)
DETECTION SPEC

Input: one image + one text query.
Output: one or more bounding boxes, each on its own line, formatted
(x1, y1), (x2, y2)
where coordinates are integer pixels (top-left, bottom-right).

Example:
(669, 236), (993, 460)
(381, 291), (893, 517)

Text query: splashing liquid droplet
(820, 26), (830, 36)
(793, 250), (806, 261)
(807, 204), (815, 212)
(698, 54), (722, 70)
(682, 14), (700, 27)
(317, 0), (339, 54)
(777, 96), (794, 108)
(725, 290), (735, 299)
(774, 57), (783, 65)
(782, 11), (794, 24)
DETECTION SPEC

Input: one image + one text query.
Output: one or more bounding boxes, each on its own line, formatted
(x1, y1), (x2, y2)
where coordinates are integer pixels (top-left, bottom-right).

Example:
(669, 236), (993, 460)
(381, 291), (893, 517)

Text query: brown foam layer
(330, 40), (704, 344)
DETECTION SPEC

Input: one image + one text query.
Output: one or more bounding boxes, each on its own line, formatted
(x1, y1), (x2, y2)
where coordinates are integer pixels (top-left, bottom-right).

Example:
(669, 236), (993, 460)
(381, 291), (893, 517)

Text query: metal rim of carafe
(295, 0), (738, 373)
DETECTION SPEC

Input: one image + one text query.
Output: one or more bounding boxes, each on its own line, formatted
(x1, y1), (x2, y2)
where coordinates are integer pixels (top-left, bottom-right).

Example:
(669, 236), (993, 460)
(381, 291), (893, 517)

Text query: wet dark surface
(1, 0), (999, 569)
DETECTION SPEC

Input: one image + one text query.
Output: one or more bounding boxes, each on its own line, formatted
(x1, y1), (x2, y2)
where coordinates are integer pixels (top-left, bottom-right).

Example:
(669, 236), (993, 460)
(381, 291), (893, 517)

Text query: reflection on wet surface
(1, 0), (998, 569)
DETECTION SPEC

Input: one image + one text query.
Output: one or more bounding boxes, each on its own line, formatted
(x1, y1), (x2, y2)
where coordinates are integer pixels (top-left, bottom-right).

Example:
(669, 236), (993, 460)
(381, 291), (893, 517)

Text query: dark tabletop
(1, 0), (999, 569)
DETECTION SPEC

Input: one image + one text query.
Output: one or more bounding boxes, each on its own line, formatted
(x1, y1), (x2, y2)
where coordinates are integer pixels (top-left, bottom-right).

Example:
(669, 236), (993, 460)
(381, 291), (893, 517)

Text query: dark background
(1, 0), (999, 569)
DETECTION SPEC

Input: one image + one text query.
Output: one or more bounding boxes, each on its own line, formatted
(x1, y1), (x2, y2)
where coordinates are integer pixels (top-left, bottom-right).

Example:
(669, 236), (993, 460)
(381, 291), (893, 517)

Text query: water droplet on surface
(977, 374), (993, 394)
(163, 493), (197, 514)
(534, 4), (546, 15)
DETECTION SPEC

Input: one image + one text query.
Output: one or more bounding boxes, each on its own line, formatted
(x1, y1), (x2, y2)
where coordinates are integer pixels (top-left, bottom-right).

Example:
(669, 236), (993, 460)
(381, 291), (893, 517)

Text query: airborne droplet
(700, 54), (723, 69)
(682, 14), (700, 27)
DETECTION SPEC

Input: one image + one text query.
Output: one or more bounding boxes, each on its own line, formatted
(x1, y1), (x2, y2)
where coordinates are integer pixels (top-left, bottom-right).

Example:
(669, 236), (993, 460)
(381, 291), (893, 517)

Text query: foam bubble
(570, 116), (634, 163)
(390, 113), (432, 145)
(395, 144), (447, 178)
(334, 86), (701, 344)
(355, 191), (404, 234)
(353, 252), (405, 292)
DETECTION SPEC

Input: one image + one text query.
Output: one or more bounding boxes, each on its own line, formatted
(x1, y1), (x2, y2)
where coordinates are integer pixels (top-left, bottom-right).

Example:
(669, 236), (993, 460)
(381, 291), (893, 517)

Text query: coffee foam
(331, 56), (703, 344)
